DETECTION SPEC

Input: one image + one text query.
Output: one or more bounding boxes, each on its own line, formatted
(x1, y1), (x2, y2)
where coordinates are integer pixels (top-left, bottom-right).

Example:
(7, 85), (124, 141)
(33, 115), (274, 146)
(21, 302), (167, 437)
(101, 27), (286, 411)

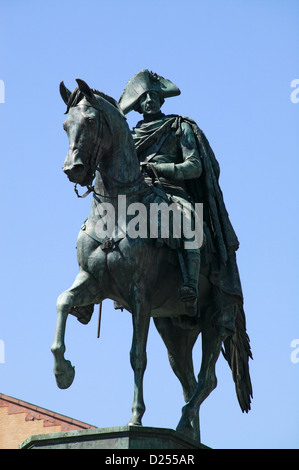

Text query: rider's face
(139, 91), (161, 115)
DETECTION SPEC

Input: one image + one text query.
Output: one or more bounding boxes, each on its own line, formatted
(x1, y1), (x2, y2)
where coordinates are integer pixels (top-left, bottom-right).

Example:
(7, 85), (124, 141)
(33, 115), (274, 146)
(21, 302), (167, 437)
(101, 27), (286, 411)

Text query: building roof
(0, 392), (96, 431)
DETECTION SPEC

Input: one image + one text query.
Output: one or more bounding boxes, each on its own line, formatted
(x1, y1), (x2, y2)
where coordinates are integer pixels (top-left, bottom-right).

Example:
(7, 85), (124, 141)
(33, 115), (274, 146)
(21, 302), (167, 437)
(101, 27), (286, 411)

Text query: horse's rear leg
(176, 325), (228, 437)
(51, 270), (100, 389)
(128, 287), (151, 426)
(154, 317), (200, 440)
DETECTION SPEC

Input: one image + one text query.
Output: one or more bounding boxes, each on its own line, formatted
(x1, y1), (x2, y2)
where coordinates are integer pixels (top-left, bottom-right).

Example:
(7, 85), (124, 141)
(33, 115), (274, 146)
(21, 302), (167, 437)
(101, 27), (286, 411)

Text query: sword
(97, 302), (102, 338)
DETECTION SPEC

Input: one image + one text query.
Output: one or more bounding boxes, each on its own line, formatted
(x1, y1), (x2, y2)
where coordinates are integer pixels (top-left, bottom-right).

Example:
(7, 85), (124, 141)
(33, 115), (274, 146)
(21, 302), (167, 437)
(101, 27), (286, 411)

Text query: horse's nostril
(63, 163), (85, 175)
(72, 163), (85, 174)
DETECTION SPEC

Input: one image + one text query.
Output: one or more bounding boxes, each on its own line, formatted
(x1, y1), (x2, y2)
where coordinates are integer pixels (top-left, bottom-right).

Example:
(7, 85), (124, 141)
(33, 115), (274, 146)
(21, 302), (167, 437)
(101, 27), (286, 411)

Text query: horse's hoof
(176, 407), (194, 440)
(54, 360), (75, 389)
(127, 414), (143, 427)
(176, 419), (194, 440)
(127, 421), (142, 427)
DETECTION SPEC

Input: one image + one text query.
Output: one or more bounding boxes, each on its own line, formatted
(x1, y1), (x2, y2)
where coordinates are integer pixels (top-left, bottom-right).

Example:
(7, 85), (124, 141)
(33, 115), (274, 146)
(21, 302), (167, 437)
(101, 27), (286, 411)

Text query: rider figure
(119, 70), (202, 313)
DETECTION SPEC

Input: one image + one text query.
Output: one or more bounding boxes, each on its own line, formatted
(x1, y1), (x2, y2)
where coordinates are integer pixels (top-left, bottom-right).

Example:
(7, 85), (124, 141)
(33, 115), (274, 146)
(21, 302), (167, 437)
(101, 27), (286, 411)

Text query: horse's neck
(88, 121), (143, 239)
(92, 110), (142, 208)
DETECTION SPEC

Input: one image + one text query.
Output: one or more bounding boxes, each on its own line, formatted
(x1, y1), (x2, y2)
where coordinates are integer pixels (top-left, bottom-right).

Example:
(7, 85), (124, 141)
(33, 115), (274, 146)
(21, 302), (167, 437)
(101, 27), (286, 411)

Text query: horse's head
(60, 79), (118, 187)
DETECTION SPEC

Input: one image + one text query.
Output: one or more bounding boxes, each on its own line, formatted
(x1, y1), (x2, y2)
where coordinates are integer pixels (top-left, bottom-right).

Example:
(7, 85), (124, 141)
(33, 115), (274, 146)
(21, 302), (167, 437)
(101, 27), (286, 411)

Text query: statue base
(20, 425), (210, 450)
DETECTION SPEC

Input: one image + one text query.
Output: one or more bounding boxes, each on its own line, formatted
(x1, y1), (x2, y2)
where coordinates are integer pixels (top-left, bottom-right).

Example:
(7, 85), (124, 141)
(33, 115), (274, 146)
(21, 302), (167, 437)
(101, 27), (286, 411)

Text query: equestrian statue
(51, 70), (253, 442)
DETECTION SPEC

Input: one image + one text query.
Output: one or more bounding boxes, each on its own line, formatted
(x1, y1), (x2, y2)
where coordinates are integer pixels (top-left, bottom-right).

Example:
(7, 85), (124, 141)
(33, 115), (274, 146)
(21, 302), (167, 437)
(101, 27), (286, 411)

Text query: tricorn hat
(119, 69), (181, 115)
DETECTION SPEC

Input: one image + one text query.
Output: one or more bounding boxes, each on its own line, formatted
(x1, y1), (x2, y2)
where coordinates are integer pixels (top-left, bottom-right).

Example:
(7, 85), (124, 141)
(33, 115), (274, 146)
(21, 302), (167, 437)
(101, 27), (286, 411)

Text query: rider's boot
(178, 250), (200, 314)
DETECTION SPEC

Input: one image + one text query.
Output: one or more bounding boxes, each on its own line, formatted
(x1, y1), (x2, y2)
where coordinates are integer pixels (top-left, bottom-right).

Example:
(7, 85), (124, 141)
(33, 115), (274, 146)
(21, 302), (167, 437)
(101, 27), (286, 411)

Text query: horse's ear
(76, 78), (99, 107)
(59, 81), (71, 105)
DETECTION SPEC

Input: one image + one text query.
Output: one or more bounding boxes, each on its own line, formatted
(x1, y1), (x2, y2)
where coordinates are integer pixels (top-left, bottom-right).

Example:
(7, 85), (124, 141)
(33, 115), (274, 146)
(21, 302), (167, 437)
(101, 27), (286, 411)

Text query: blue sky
(0, 0), (298, 449)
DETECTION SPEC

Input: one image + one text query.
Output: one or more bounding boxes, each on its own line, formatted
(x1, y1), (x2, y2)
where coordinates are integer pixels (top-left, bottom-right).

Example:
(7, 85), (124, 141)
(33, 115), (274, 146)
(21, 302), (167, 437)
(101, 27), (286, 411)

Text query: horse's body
(51, 79), (252, 441)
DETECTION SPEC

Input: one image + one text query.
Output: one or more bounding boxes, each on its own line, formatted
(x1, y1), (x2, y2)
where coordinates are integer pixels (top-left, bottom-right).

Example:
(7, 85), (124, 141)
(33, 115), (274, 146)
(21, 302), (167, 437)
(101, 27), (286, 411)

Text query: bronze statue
(51, 73), (252, 443)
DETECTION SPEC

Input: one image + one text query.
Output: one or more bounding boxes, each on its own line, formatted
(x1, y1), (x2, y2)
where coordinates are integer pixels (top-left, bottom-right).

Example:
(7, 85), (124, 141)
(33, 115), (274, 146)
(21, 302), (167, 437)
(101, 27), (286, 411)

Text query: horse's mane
(65, 87), (122, 115)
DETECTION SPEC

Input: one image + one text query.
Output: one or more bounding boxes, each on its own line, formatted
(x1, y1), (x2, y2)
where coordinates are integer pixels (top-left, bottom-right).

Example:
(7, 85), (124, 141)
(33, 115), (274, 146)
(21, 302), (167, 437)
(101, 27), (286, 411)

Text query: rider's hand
(140, 162), (156, 179)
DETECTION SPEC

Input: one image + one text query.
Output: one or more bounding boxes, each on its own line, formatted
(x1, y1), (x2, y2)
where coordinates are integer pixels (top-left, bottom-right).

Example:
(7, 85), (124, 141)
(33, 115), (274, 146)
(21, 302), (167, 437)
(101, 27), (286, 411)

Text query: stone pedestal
(20, 425), (209, 450)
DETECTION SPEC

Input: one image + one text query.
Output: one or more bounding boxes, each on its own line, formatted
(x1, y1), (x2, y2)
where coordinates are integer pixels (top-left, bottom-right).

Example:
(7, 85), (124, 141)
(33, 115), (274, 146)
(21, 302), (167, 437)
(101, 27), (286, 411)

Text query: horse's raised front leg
(51, 270), (100, 389)
(128, 286), (151, 426)
(176, 324), (228, 437)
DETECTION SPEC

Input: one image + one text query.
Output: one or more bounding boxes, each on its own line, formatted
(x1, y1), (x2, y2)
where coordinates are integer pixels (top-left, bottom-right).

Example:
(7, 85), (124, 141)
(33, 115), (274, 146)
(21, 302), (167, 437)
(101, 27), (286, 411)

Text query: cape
(181, 117), (245, 328)
(181, 117), (240, 262)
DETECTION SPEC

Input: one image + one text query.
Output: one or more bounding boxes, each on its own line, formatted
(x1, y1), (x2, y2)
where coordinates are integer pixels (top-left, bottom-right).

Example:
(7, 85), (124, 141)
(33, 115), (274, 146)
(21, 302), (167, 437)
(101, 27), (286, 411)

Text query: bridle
(72, 102), (150, 199)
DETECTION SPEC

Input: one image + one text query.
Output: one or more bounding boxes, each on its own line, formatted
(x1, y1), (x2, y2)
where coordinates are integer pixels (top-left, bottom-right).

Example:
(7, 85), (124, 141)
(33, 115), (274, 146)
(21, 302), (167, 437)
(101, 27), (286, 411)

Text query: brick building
(0, 393), (96, 449)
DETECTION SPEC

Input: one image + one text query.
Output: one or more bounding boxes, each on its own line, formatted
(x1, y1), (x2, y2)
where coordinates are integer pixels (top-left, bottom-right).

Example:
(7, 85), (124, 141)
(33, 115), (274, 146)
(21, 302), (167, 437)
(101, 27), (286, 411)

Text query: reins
(74, 160), (150, 199)
(74, 177), (151, 199)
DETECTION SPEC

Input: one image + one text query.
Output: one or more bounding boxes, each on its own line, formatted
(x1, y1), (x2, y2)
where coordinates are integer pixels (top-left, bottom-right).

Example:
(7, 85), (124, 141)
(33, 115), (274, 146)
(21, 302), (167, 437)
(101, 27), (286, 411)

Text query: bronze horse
(51, 78), (252, 441)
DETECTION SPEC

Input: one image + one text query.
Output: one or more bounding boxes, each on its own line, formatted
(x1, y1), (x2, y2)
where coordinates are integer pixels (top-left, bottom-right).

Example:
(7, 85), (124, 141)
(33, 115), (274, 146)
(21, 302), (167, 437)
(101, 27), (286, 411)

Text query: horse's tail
(222, 304), (253, 413)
